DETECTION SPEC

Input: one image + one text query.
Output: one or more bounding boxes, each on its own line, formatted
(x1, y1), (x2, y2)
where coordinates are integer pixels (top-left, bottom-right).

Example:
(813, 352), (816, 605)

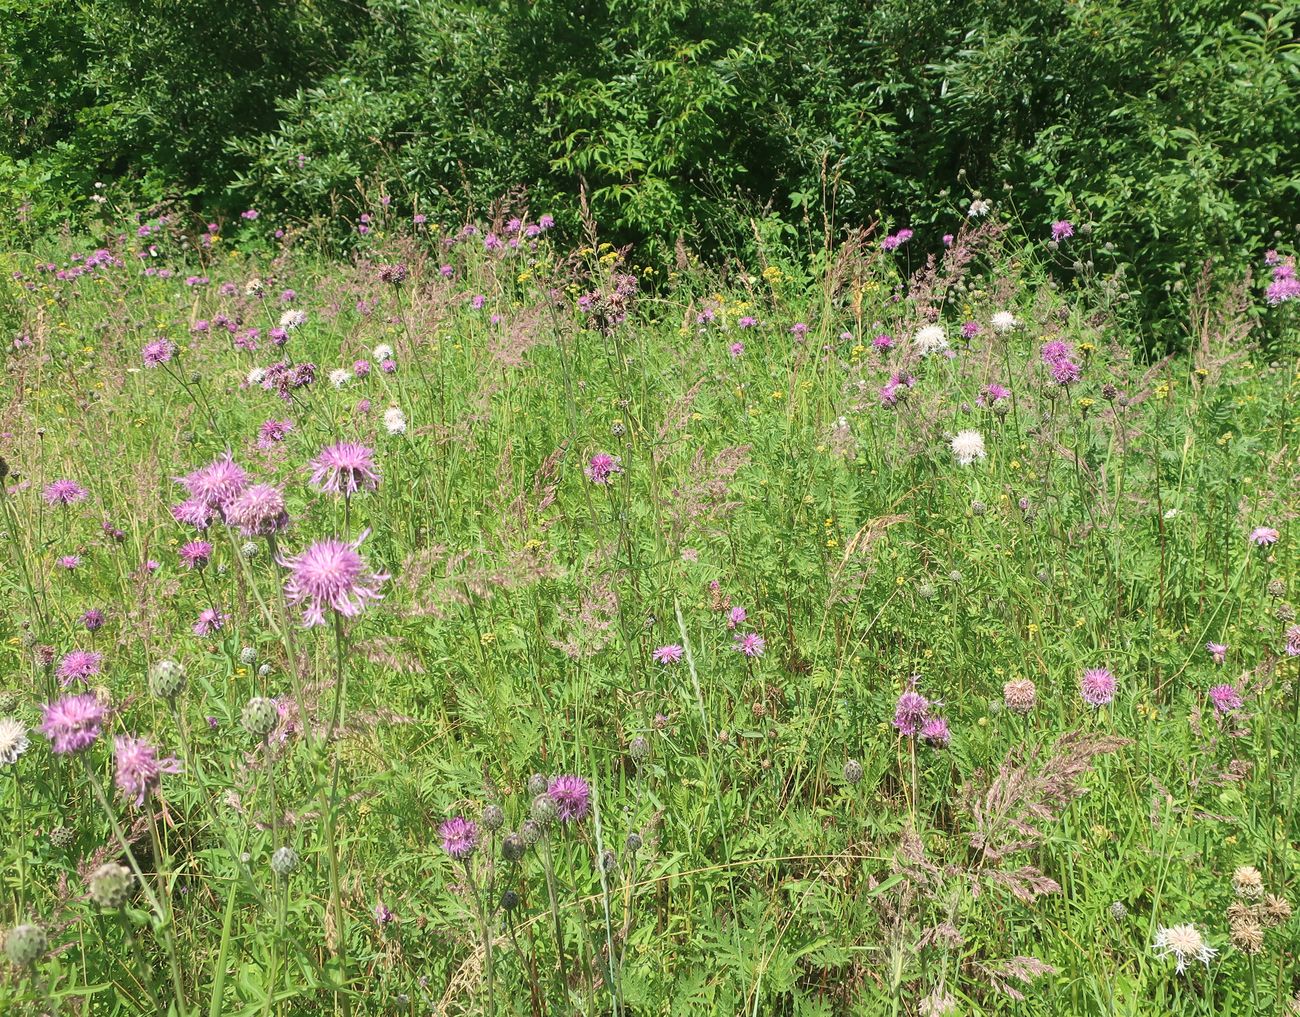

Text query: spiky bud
(501, 833), (526, 863)
(257, 663), (273, 678)
(530, 794), (557, 827)
(270, 846), (298, 877)
(1277, 604), (1296, 623)
(600, 850), (617, 873)
(239, 646), (257, 666)
(625, 833), (643, 853)
(500, 889), (520, 913)
(1268, 579), (1287, 599)
(628, 736), (650, 761)
(49, 826), (75, 850)
(969, 501), (986, 517)
(527, 773), (547, 796)
(481, 805), (505, 832)
(4, 924), (47, 968)
(843, 759), (864, 785)
(240, 541), (260, 559)
(148, 659), (186, 700)
(1109, 900), (1127, 921)
(88, 862), (134, 909)
(519, 820), (543, 846)
(240, 697), (279, 738)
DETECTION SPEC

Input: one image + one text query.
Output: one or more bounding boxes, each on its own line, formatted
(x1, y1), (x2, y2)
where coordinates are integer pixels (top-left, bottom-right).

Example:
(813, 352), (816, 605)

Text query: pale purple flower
(114, 736), (180, 806)
(1287, 625), (1300, 657)
(653, 644), (684, 664)
(979, 383), (1011, 405)
(179, 540), (213, 570)
(44, 479), (87, 506)
(225, 484), (289, 537)
(257, 419), (294, 449)
(1249, 526), (1279, 546)
(58, 555), (82, 570)
(729, 341), (745, 358)
(893, 690), (929, 736)
(1051, 220), (1074, 242)
(726, 606), (747, 629)
(1206, 642), (1227, 664)
(56, 650), (103, 686)
(279, 531), (388, 627)
(881, 228), (913, 251)
(40, 693), (106, 754)
(439, 817), (479, 857)
(171, 498), (214, 530)
(179, 452), (248, 512)
(309, 442), (380, 496)
(142, 338), (176, 367)
(192, 607), (227, 636)
(1208, 684), (1242, 714)
(81, 609), (105, 632)
(1080, 667), (1116, 707)
(585, 453), (623, 485)
(734, 632), (766, 658)
(547, 774), (591, 822)
(872, 333), (894, 349)
(373, 902), (395, 924)
(921, 715), (950, 746)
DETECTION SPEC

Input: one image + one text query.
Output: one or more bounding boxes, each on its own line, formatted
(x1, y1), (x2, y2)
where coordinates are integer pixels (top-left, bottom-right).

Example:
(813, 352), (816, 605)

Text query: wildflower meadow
(1, 198), (1298, 1016)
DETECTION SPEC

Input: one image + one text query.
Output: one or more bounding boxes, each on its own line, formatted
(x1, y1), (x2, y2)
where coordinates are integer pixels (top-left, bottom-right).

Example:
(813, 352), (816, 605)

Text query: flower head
(547, 775), (592, 822)
(179, 453), (247, 512)
(383, 406), (407, 435)
(1051, 220), (1074, 242)
(653, 644), (684, 664)
(44, 479), (87, 506)
(178, 540), (213, 570)
(1153, 923), (1216, 973)
(192, 607), (227, 636)
(585, 453), (623, 485)
(1206, 642), (1227, 664)
(913, 325), (949, 357)
(279, 531), (388, 627)
(921, 715), (951, 746)
(1080, 667), (1116, 707)
(225, 484), (289, 537)
(990, 311), (1018, 333)
(56, 650), (103, 687)
(1209, 684), (1243, 714)
(1249, 526), (1279, 547)
(40, 693), (106, 754)
(309, 442), (380, 497)
(171, 498), (214, 530)
(950, 430), (986, 466)
(440, 817), (479, 858)
(114, 736), (180, 806)
(893, 689), (930, 735)
(142, 339), (176, 367)
(0, 717), (31, 766)
(733, 632), (766, 657)
(1003, 678), (1036, 714)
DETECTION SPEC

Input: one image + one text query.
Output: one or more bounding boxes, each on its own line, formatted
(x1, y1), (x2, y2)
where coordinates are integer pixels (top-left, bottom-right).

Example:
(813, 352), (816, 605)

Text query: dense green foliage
(4, 0), (1300, 347)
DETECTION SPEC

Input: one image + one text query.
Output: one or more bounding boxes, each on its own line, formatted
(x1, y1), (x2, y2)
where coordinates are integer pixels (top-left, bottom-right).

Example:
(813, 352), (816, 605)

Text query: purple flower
(40, 693), (106, 754)
(142, 338), (176, 367)
(179, 452), (248, 512)
(920, 715), (950, 746)
(58, 555), (82, 570)
(789, 322), (808, 337)
(114, 736), (180, 806)
(257, 419), (294, 449)
(547, 775), (591, 822)
(727, 606), (747, 629)
(585, 453), (623, 485)
(309, 442), (381, 497)
(1206, 642), (1227, 665)
(733, 632), (766, 657)
(56, 650), (103, 686)
(440, 817), (479, 857)
(279, 531), (388, 627)
(241, 209), (259, 221)
(44, 479), (87, 506)
(872, 333), (894, 349)
(171, 498), (214, 530)
(960, 321), (981, 340)
(1209, 684), (1242, 714)
(729, 341), (745, 358)
(373, 902), (395, 924)
(738, 316), (757, 329)
(1286, 625), (1300, 657)
(653, 644), (684, 664)
(1051, 220), (1074, 242)
(179, 540), (213, 570)
(1249, 526), (1279, 546)
(980, 383), (1011, 405)
(1080, 667), (1116, 707)
(881, 228), (913, 251)
(226, 484), (289, 537)
(893, 690), (929, 736)
(192, 607), (227, 636)
(81, 609), (105, 632)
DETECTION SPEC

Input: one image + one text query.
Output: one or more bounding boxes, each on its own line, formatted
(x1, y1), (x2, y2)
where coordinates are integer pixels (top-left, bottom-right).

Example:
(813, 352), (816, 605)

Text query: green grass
(0, 209), (1297, 1016)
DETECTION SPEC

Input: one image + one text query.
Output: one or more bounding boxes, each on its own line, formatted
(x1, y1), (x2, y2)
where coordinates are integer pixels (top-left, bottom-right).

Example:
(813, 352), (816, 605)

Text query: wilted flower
(913, 325), (949, 357)
(1206, 642), (1228, 664)
(114, 736), (181, 806)
(383, 406), (407, 435)
(1153, 923), (1217, 972)
(1232, 865), (1264, 898)
(991, 311), (1018, 333)
(192, 607), (227, 636)
(1003, 679), (1036, 714)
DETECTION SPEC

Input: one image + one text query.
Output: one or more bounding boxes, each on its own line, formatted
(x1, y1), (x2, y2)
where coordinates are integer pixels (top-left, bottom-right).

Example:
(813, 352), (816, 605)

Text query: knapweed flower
(1286, 625), (1300, 657)
(991, 311), (1018, 333)
(1003, 678), (1036, 714)
(178, 540), (213, 570)
(1209, 684), (1243, 714)
(653, 644), (684, 664)
(113, 736), (180, 806)
(727, 606), (747, 629)
(1249, 526), (1279, 546)
(171, 498), (214, 529)
(309, 442), (380, 496)
(1232, 865), (1264, 898)
(733, 632), (766, 657)
(257, 419), (294, 449)
(180, 452), (247, 512)
(585, 452), (623, 485)
(440, 817), (479, 858)
(43, 479), (87, 506)
(950, 430), (987, 465)
(1080, 667), (1116, 707)
(1051, 220), (1074, 242)
(40, 693), (106, 754)
(81, 609), (105, 632)
(913, 325), (949, 357)
(1206, 642), (1227, 664)
(142, 338), (176, 367)
(729, 341), (745, 357)
(225, 484), (289, 537)
(373, 902), (395, 925)
(0, 717), (31, 766)
(383, 406), (407, 435)
(968, 199), (992, 217)
(921, 716), (951, 747)
(872, 333), (894, 349)
(56, 650), (103, 686)
(893, 690), (930, 736)
(58, 555), (82, 571)
(979, 383), (1011, 405)
(1153, 923), (1216, 973)
(881, 228), (913, 251)
(192, 607), (227, 636)
(547, 775), (592, 822)
(279, 309), (307, 330)
(329, 368), (351, 388)
(279, 531), (388, 627)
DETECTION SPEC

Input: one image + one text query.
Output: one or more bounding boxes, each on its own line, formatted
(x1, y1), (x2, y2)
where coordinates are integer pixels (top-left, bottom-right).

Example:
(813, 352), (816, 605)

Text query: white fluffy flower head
(913, 325), (950, 357)
(968, 199), (992, 218)
(372, 343), (394, 362)
(1153, 924), (1217, 973)
(384, 406), (407, 435)
(328, 368), (352, 389)
(0, 717), (31, 767)
(279, 309), (307, 330)
(991, 311), (1018, 333)
(950, 430), (987, 466)
(246, 367), (266, 386)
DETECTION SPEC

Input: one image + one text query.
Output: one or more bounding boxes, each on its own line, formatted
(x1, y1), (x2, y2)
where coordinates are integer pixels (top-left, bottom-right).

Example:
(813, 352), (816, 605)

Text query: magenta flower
(142, 339), (176, 367)
(921, 715), (950, 746)
(179, 452), (248, 512)
(440, 817), (479, 858)
(585, 453), (623, 485)
(114, 736), (180, 806)
(179, 540), (213, 570)
(373, 902), (395, 925)
(547, 774), (592, 822)
(729, 341), (745, 358)
(225, 484), (289, 537)
(1080, 667), (1116, 707)
(1206, 642), (1227, 664)
(881, 228), (913, 251)
(1286, 625), (1300, 657)
(872, 333), (894, 349)
(40, 693), (106, 754)
(980, 383), (1011, 405)
(58, 555), (82, 570)
(43, 479), (87, 506)
(171, 498), (214, 530)
(56, 650), (103, 686)
(893, 690), (930, 736)
(192, 607), (227, 636)
(257, 419), (294, 449)
(1051, 220), (1074, 242)
(309, 442), (381, 497)
(733, 632), (766, 658)
(1249, 526), (1280, 546)
(727, 606), (747, 629)
(653, 644), (684, 664)
(81, 609), (105, 632)
(738, 316), (757, 328)
(1208, 684), (1242, 714)
(279, 531), (389, 627)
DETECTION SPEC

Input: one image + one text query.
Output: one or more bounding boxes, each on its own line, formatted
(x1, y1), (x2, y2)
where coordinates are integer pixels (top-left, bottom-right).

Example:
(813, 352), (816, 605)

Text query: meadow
(0, 198), (1298, 1016)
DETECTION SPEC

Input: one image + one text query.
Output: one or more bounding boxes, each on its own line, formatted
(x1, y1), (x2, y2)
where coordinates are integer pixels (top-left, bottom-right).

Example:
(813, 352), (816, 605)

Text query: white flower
(279, 309), (307, 330)
(1153, 923), (1217, 973)
(1163, 508), (1179, 520)
(372, 343), (394, 362)
(950, 430), (987, 466)
(913, 325), (950, 357)
(246, 367), (266, 386)
(328, 368), (351, 388)
(0, 717), (30, 767)
(991, 311), (1018, 333)
(244, 278), (264, 296)
(968, 199), (992, 218)
(384, 406), (407, 435)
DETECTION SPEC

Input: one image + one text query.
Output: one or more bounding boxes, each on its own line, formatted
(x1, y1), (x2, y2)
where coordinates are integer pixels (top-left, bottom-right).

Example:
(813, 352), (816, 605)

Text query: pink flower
(309, 442), (380, 496)
(142, 338), (176, 367)
(1286, 625), (1300, 657)
(1206, 642), (1227, 664)
(192, 607), (227, 636)
(43, 479), (87, 506)
(179, 452), (247, 512)
(1051, 220), (1074, 242)
(178, 540), (213, 570)
(921, 715), (950, 746)
(40, 693), (106, 754)
(56, 650), (103, 687)
(733, 632), (766, 657)
(726, 606), (747, 629)
(893, 690), (929, 736)
(439, 817), (479, 857)
(279, 531), (388, 627)
(225, 484), (289, 537)
(585, 453), (623, 485)
(1080, 667), (1116, 707)
(114, 736), (180, 806)
(1249, 526), (1279, 546)
(547, 774), (591, 822)
(729, 341), (745, 358)
(1209, 684), (1242, 714)
(653, 644), (684, 664)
